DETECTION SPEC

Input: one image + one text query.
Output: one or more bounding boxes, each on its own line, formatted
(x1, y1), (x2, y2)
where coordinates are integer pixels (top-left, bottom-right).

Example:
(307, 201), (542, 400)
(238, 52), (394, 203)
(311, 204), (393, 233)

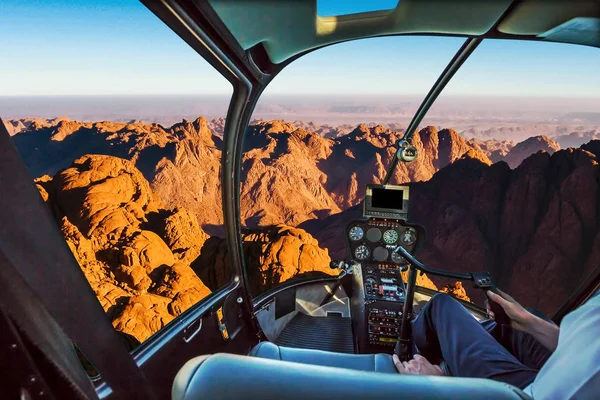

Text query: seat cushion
(173, 353), (530, 400)
(249, 341), (397, 373)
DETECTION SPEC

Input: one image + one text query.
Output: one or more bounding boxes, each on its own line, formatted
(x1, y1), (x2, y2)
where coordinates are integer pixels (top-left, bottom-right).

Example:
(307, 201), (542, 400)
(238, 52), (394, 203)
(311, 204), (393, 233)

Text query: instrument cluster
(346, 217), (422, 352)
(346, 219), (419, 265)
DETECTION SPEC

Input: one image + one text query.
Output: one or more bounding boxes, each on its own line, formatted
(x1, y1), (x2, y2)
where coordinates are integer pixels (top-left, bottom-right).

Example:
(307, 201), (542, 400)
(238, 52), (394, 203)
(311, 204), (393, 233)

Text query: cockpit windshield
(240, 35), (600, 314)
(240, 36), (467, 298)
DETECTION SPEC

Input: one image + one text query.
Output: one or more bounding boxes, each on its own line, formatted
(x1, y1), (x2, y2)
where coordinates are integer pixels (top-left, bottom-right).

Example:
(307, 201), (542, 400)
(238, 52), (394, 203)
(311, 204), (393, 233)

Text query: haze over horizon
(2, 94), (600, 129)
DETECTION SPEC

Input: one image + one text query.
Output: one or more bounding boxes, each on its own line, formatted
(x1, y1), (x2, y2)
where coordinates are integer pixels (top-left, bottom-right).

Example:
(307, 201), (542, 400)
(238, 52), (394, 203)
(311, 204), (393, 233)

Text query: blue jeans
(412, 294), (553, 389)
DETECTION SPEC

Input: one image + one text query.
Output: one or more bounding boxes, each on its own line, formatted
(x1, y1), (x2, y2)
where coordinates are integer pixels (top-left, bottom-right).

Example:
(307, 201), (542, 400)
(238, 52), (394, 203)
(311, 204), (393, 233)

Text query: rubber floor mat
(274, 313), (354, 354)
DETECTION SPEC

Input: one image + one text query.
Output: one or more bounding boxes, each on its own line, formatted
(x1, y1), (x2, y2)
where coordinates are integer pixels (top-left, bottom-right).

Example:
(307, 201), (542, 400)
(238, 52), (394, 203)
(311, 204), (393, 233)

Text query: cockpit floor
(274, 313), (354, 354)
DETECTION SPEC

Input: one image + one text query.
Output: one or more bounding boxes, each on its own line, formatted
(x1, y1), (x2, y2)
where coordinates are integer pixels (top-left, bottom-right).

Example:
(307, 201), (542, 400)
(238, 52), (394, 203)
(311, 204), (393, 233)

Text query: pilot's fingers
(488, 310), (495, 320)
(402, 361), (416, 373)
(413, 354), (428, 363)
(495, 288), (515, 302)
(487, 290), (511, 308)
(393, 354), (407, 374)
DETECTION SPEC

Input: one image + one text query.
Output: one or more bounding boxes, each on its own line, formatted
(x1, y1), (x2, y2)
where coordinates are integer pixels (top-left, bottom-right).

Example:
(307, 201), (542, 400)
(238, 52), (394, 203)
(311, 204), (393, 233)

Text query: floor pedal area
(274, 313), (354, 354)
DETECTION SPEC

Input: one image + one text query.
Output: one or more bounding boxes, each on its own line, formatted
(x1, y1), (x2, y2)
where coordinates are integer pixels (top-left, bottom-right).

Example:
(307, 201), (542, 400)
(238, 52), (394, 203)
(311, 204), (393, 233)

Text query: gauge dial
(373, 246), (389, 262)
(366, 227), (382, 243)
(348, 226), (364, 241)
(383, 229), (399, 244)
(365, 276), (377, 286)
(400, 229), (417, 246)
(391, 251), (405, 264)
(354, 245), (370, 260)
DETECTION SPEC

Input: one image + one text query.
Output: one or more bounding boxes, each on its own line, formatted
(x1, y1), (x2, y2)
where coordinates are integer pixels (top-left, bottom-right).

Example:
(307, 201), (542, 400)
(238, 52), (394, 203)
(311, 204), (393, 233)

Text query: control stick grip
(471, 272), (511, 327)
(486, 287), (511, 327)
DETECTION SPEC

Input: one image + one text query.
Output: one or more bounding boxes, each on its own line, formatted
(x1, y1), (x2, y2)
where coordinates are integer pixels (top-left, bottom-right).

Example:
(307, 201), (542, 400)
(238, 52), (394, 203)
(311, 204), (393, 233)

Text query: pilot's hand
(486, 289), (532, 332)
(393, 354), (445, 376)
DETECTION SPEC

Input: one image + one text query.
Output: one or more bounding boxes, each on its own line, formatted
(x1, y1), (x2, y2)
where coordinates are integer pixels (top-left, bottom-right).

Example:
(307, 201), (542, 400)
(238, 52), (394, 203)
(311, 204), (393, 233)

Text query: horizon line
(2, 93), (600, 100)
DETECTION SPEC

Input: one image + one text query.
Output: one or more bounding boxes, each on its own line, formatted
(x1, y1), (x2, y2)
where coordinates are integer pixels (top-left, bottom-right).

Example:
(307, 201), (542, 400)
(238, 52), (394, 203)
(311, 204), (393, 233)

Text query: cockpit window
(419, 39), (600, 314)
(2, 0), (233, 350)
(241, 35), (600, 315)
(241, 36), (466, 298)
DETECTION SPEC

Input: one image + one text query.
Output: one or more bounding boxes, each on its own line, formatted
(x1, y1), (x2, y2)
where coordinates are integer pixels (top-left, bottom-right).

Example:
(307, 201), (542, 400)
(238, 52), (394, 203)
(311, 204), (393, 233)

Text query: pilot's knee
(430, 293), (459, 308)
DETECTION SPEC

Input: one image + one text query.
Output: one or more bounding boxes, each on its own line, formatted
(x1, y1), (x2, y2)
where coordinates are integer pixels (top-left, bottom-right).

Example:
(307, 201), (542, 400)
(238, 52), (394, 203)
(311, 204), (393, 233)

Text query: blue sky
(1, 0), (599, 97)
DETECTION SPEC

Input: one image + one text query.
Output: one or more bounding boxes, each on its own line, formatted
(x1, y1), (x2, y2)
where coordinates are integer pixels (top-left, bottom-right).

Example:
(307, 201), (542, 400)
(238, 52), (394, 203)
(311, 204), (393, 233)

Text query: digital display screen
(372, 188), (404, 210)
(378, 337), (398, 343)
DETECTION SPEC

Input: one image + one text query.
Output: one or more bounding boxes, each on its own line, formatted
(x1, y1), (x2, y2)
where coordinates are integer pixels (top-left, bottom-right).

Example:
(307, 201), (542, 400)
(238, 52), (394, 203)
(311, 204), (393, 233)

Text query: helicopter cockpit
(2, 1), (600, 400)
(171, 131), (520, 400)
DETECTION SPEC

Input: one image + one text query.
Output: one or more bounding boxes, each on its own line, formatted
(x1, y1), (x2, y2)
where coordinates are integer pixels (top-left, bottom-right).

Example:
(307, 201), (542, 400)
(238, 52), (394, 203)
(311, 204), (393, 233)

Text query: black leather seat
(249, 341), (397, 373)
(172, 352), (530, 400)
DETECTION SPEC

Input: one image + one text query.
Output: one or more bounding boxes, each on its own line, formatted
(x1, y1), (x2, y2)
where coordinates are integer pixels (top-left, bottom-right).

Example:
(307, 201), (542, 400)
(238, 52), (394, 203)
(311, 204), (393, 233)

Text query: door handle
(183, 318), (202, 343)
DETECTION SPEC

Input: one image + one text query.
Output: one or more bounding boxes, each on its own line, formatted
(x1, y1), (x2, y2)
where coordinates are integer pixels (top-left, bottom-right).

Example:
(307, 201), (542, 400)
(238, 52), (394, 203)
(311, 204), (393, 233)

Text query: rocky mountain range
(7, 114), (594, 320)
(9, 116), (500, 231)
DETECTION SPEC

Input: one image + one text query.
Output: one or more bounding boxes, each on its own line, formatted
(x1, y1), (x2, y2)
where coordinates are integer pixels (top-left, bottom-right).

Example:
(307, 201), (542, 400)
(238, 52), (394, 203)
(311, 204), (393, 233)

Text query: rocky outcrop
(469, 138), (515, 163)
(2, 117), (71, 136)
(14, 116), (224, 232)
(440, 282), (470, 302)
(40, 154), (213, 344)
(242, 123), (491, 225)
(37, 154), (339, 344)
(2, 119), (25, 136)
(502, 135), (560, 168)
(194, 224), (335, 296)
(324, 126), (491, 210)
(470, 136), (561, 167)
(241, 121), (341, 226)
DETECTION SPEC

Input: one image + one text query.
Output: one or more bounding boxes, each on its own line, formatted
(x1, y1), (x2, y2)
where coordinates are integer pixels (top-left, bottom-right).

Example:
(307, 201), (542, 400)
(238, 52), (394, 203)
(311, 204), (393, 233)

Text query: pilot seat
(172, 342), (530, 400)
(248, 341), (397, 373)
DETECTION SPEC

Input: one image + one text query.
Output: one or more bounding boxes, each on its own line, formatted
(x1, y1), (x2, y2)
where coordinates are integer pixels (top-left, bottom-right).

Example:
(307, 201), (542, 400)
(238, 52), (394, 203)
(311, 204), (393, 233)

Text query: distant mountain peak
(503, 135), (560, 168)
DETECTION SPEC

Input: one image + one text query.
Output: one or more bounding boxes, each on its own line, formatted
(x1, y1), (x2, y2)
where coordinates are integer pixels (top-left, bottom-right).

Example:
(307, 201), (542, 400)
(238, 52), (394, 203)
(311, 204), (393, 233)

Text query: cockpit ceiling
(206, 0), (600, 64)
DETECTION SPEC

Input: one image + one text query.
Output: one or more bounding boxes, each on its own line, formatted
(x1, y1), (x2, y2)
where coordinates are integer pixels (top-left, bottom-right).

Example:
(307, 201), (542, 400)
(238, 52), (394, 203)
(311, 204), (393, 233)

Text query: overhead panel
(498, 0), (600, 35)
(539, 17), (600, 48)
(208, 0), (514, 64)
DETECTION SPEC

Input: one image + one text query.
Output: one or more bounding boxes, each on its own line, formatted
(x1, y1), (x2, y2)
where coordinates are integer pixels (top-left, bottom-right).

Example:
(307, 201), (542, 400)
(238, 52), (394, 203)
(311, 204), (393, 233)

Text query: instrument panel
(346, 219), (419, 265)
(347, 218), (424, 350)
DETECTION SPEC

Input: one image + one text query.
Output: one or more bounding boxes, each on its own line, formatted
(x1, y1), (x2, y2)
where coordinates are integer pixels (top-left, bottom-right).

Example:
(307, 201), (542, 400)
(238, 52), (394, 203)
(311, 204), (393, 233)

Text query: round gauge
(348, 226), (364, 241)
(400, 229), (417, 246)
(391, 251), (405, 264)
(373, 246), (389, 262)
(365, 267), (374, 274)
(365, 276), (377, 286)
(354, 245), (370, 260)
(383, 229), (399, 244)
(366, 227), (382, 242)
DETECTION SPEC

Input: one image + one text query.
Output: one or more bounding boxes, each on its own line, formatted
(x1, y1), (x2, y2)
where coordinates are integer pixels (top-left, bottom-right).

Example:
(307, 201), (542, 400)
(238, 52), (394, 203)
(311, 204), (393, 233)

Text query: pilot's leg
(411, 293), (538, 389)
(481, 309), (553, 370)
